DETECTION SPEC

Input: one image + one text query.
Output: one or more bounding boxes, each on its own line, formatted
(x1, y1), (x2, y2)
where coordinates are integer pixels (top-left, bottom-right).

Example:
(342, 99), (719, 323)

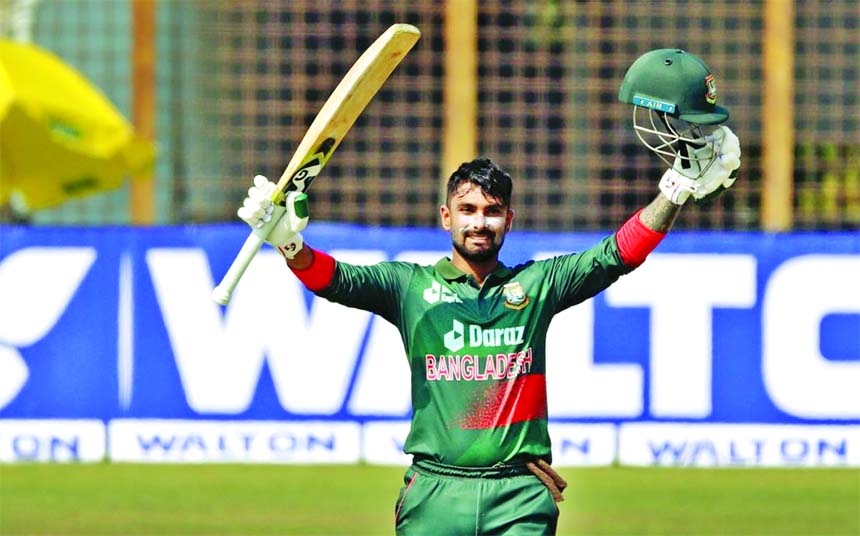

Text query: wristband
(289, 247), (336, 291)
(615, 210), (666, 267)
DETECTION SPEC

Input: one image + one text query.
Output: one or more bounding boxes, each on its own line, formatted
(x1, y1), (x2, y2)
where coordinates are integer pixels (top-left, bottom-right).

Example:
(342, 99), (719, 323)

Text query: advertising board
(1, 224), (857, 466)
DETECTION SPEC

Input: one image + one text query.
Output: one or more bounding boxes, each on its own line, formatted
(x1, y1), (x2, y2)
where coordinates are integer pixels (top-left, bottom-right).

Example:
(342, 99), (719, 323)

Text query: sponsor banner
(1, 224), (858, 466)
(108, 419), (361, 464)
(362, 421), (412, 466)
(360, 422), (618, 467)
(549, 423), (617, 466)
(3, 418), (860, 467)
(618, 423), (860, 467)
(0, 419), (105, 462)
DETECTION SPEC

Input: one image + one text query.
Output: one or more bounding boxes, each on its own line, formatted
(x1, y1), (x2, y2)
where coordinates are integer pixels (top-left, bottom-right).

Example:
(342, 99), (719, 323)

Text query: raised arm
(614, 126), (741, 268)
(637, 193), (682, 233)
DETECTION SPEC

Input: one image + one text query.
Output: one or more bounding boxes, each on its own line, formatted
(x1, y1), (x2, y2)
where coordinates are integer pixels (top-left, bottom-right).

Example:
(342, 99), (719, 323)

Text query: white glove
(658, 168), (698, 205)
(237, 175), (309, 259)
(659, 126), (741, 205)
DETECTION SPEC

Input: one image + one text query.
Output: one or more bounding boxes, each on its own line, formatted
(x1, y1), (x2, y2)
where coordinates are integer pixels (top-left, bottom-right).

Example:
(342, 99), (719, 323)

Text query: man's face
(440, 182), (514, 263)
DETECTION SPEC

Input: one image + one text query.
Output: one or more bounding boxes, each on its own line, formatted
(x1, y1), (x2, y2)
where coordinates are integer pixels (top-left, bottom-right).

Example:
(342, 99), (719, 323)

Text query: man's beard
(452, 232), (503, 262)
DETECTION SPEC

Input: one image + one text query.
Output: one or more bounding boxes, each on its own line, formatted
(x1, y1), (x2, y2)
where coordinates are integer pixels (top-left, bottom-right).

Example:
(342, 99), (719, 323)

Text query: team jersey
(314, 234), (633, 467)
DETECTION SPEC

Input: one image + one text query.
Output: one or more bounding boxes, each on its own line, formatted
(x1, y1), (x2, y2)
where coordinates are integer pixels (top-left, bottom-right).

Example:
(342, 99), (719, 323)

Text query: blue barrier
(1, 224), (857, 465)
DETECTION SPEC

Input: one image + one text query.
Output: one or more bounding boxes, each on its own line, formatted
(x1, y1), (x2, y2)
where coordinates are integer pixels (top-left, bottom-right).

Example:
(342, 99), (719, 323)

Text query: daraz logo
(443, 320), (466, 351)
(443, 320), (525, 352)
(423, 281), (461, 304)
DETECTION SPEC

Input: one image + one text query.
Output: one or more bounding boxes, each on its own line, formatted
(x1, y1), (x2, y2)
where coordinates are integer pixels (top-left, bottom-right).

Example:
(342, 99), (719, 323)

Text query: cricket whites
(212, 23), (421, 305)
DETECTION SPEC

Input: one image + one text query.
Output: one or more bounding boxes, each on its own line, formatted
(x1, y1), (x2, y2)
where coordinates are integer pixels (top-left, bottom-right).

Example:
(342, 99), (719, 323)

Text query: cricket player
(237, 49), (741, 535)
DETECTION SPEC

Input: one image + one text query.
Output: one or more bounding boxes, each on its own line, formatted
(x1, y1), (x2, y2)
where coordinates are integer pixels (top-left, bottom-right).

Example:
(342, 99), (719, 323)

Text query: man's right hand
(237, 175), (309, 259)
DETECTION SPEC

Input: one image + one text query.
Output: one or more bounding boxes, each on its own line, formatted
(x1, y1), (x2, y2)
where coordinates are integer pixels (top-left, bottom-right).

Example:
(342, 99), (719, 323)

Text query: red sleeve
(614, 210), (666, 267)
(289, 247), (336, 291)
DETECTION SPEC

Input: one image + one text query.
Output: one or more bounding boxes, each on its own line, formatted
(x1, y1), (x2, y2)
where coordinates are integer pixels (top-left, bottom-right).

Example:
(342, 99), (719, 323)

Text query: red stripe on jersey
(614, 209), (666, 267)
(394, 473), (417, 524)
(290, 247), (336, 291)
(458, 374), (547, 430)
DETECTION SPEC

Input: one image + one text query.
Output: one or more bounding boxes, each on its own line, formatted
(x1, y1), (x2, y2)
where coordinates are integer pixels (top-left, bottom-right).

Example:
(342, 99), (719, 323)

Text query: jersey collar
(434, 257), (513, 282)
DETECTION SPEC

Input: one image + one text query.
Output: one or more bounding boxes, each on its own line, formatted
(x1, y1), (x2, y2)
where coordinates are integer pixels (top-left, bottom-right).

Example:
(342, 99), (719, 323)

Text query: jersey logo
(502, 282), (530, 310)
(443, 320), (465, 352)
(423, 281), (462, 304)
(442, 320), (527, 352)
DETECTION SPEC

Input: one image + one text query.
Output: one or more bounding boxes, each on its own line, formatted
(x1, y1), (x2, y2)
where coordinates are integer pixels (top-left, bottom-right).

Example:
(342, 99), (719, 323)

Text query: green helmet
(618, 49), (730, 180)
(619, 48), (729, 125)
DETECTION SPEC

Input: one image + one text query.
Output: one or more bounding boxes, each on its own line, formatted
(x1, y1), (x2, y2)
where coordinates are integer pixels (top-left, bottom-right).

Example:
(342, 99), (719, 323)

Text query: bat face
(212, 24), (420, 305)
(271, 24), (420, 204)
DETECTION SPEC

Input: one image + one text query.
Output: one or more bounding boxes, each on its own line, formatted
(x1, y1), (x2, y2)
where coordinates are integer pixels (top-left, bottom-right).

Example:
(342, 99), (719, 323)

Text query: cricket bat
(212, 23), (420, 305)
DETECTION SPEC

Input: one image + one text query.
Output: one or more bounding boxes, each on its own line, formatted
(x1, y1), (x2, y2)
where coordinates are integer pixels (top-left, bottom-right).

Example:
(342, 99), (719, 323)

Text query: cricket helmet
(618, 48), (730, 176)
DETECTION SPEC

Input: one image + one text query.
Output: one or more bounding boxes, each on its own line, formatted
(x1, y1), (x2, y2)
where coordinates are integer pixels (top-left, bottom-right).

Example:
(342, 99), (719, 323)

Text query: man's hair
(445, 157), (513, 206)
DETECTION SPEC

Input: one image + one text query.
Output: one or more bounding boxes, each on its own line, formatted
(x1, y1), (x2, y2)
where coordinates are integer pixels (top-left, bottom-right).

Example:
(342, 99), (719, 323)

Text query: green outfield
(1, 464), (857, 535)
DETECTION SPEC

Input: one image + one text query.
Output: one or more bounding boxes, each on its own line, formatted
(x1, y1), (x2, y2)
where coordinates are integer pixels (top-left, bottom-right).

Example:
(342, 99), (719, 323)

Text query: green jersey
(315, 234), (632, 467)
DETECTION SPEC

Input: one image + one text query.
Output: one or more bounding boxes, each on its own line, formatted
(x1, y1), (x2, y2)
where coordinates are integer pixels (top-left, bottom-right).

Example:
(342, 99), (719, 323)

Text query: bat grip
(211, 231), (265, 304)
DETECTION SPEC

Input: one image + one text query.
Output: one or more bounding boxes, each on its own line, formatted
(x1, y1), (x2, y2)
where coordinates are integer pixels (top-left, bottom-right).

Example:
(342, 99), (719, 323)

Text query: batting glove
(237, 175), (309, 259)
(691, 126), (741, 204)
(659, 126), (741, 205)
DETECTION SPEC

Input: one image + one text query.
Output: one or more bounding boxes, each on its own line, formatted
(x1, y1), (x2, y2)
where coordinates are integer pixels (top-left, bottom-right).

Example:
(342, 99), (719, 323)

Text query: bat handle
(211, 231), (265, 304)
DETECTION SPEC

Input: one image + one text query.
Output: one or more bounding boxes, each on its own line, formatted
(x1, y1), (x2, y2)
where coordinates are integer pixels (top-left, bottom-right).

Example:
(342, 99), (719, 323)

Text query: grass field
(1, 464), (858, 535)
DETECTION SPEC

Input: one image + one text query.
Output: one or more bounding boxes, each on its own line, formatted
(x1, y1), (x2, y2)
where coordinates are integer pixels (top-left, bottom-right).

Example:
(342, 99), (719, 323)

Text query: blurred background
(1, 4), (858, 534)
(2, 0), (857, 231)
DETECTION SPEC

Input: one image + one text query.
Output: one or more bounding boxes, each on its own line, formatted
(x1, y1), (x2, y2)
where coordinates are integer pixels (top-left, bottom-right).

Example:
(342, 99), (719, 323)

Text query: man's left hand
(658, 125), (741, 205)
(691, 125), (741, 204)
